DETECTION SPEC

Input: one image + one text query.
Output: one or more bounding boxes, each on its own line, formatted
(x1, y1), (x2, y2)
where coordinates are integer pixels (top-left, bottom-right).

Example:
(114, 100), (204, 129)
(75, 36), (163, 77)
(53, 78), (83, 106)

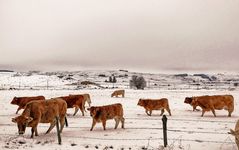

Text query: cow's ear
(26, 117), (33, 123)
(12, 118), (17, 123)
(87, 108), (91, 111)
(229, 129), (235, 135)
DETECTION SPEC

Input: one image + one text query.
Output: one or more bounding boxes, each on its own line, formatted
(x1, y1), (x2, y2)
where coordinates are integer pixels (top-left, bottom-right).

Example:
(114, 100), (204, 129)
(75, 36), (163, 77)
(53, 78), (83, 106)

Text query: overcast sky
(0, 0), (239, 73)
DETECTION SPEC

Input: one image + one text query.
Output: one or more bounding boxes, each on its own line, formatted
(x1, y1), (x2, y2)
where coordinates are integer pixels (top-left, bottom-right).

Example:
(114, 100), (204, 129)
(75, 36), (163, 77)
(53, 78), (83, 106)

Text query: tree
(109, 76), (113, 82)
(112, 76), (117, 83)
(130, 75), (146, 90)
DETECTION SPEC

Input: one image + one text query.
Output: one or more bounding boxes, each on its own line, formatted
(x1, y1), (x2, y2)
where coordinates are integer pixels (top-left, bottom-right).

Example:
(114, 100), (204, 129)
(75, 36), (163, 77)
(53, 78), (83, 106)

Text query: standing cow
(58, 95), (85, 116)
(10, 96), (45, 114)
(87, 103), (125, 131)
(191, 95), (234, 117)
(137, 98), (172, 116)
(12, 98), (67, 138)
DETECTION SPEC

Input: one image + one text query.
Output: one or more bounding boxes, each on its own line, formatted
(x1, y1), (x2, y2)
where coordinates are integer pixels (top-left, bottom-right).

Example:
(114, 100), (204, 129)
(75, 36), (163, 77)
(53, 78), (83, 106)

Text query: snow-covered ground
(0, 89), (238, 150)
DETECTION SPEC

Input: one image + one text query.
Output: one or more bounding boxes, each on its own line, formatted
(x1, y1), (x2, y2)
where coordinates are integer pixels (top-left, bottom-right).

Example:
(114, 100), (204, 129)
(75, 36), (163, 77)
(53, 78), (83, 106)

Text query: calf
(191, 95), (234, 117)
(111, 90), (125, 98)
(87, 103), (125, 131)
(10, 96), (45, 114)
(137, 98), (172, 116)
(12, 98), (67, 138)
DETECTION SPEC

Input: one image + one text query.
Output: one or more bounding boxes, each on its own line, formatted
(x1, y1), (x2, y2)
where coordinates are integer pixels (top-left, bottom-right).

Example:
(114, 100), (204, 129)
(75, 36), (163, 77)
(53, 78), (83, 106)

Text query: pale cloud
(0, 0), (238, 72)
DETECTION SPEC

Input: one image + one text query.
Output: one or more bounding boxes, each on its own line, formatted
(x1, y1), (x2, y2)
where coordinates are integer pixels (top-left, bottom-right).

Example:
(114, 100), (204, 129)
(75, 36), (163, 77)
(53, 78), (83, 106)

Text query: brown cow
(12, 98), (67, 138)
(190, 95), (234, 117)
(10, 96), (45, 114)
(59, 95), (85, 116)
(111, 90), (125, 98)
(69, 93), (91, 107)
(137, 98), (172, 116)
(229, 120), (239, 149)
(87, 103), (125, 131)
(184, 97), (200, 111)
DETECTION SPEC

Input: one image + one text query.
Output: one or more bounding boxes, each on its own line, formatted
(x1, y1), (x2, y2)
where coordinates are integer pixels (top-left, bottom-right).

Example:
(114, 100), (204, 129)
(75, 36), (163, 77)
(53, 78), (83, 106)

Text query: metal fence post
(162, 115), (168, 147)
(56, 117), (62, 145)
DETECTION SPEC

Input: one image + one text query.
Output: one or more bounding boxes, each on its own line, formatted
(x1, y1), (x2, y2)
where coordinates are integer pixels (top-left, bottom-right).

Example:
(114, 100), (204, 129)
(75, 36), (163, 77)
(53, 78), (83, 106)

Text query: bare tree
(130, 75), (146, 90)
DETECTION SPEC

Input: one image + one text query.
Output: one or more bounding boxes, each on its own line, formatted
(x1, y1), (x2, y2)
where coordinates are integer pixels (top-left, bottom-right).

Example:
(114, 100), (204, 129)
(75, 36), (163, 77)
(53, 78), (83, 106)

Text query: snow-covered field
(0, 89), (238, 150)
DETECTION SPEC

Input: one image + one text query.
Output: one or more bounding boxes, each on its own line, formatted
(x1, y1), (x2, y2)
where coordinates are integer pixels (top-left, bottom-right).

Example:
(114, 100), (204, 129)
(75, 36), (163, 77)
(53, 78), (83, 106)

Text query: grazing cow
(59, 95), (85, 116)
(111, 90), (125, 98)
(87, 103), (125, 131)
(137, 98), (172, 116)
(229, 120), (239, 149)
(184, 97), (200, 111)
(190, 95), (234, 117)
(10, 96), (45, 114)
(12, 98), (67, 138)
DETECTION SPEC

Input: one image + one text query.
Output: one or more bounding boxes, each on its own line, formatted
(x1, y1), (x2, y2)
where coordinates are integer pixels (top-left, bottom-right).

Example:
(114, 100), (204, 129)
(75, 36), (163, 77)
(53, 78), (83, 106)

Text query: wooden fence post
(162, 115), (168, 147)
(56, 117), (62, 145)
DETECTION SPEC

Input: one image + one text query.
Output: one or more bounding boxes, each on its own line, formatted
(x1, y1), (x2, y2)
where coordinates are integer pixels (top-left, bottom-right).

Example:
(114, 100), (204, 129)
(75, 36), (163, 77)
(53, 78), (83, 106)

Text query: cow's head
(190, 97), (198, 107)
(87, 107), (101, 118)
(137, 99), (145, 106)
(184, 97), (193, 104)
(11, 97), (18, 105)
(12, 115), (33, 135)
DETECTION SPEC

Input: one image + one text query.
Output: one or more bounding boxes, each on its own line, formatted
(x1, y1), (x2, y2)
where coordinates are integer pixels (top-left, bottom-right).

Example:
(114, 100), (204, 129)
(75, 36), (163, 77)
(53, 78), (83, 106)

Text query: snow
(0, 89), (238, 150)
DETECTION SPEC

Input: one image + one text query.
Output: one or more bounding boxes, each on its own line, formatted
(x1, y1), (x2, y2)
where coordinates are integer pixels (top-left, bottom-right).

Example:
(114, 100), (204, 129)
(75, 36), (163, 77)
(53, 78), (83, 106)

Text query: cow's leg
(73, 106), (79, 116)
(121, 117), (125, 129)
(201, 109), (206, 117)
(114, 118), (120, 129)
(80, 106), (84, 116)
(211, 109), (216, 117)
(90, 120), (96, 131)
(30, 125), (38, 138)
(59, 116), (66, 133)
(228, 108), (233, 117)
(166, 108), (172, 116)
(160, 109), (165, 116)
(46, 121), (56, 134)
(145, 110), (150, 116)
(31, 127), (35, 138)
(102, 120), (106, 130)
(16, 106), (21, 114)
(35, 128), (39, 136)
(149, 110), (152, 116)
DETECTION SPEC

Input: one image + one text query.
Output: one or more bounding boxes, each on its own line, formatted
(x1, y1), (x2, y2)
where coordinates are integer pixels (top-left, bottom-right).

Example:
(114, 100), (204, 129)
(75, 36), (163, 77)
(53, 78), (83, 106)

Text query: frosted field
(0, 89), (238, 150)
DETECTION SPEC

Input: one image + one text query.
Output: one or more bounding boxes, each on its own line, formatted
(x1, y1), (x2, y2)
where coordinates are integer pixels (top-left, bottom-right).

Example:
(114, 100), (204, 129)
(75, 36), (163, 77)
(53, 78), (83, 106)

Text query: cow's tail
(65, 116), (68, 127)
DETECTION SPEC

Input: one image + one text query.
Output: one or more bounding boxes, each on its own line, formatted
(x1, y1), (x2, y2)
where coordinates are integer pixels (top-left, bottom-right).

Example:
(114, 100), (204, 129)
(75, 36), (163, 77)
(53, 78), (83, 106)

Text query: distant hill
(0, 70), (14, 72)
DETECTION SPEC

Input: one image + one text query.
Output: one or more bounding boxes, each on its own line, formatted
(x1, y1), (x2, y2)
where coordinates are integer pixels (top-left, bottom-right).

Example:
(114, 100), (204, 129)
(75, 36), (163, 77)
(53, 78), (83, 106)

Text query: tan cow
(58, 95), (85, 116)
(87, 103), (125, 131)
(229, 120), (239, 149)
(10, 96), (45, 114)
(12, 98), (67, 138)
(137, 98), (172, 116)
(111, 90), (125, 98)
(191, 95), (234, 117)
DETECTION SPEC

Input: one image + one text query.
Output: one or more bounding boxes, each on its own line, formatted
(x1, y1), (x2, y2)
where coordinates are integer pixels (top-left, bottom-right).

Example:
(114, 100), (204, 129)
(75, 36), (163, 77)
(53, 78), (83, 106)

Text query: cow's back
(100, 103), (123, 119)
(23, 98), (67, 123)
(143, 99), (169, 110)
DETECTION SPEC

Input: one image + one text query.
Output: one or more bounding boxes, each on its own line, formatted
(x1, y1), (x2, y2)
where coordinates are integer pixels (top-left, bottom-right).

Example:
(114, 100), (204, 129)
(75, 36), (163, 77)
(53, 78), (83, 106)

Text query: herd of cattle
(9, 89), (239, 148)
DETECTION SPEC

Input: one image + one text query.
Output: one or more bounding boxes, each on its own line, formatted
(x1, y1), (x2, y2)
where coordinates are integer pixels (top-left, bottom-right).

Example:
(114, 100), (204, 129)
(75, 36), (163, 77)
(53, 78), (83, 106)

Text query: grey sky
(0, 0), (239, 72)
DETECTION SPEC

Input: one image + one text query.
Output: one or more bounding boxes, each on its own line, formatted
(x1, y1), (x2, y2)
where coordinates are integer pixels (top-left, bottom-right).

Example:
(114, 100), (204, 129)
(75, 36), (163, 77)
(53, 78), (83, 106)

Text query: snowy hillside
(0, 70), (239, 91)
